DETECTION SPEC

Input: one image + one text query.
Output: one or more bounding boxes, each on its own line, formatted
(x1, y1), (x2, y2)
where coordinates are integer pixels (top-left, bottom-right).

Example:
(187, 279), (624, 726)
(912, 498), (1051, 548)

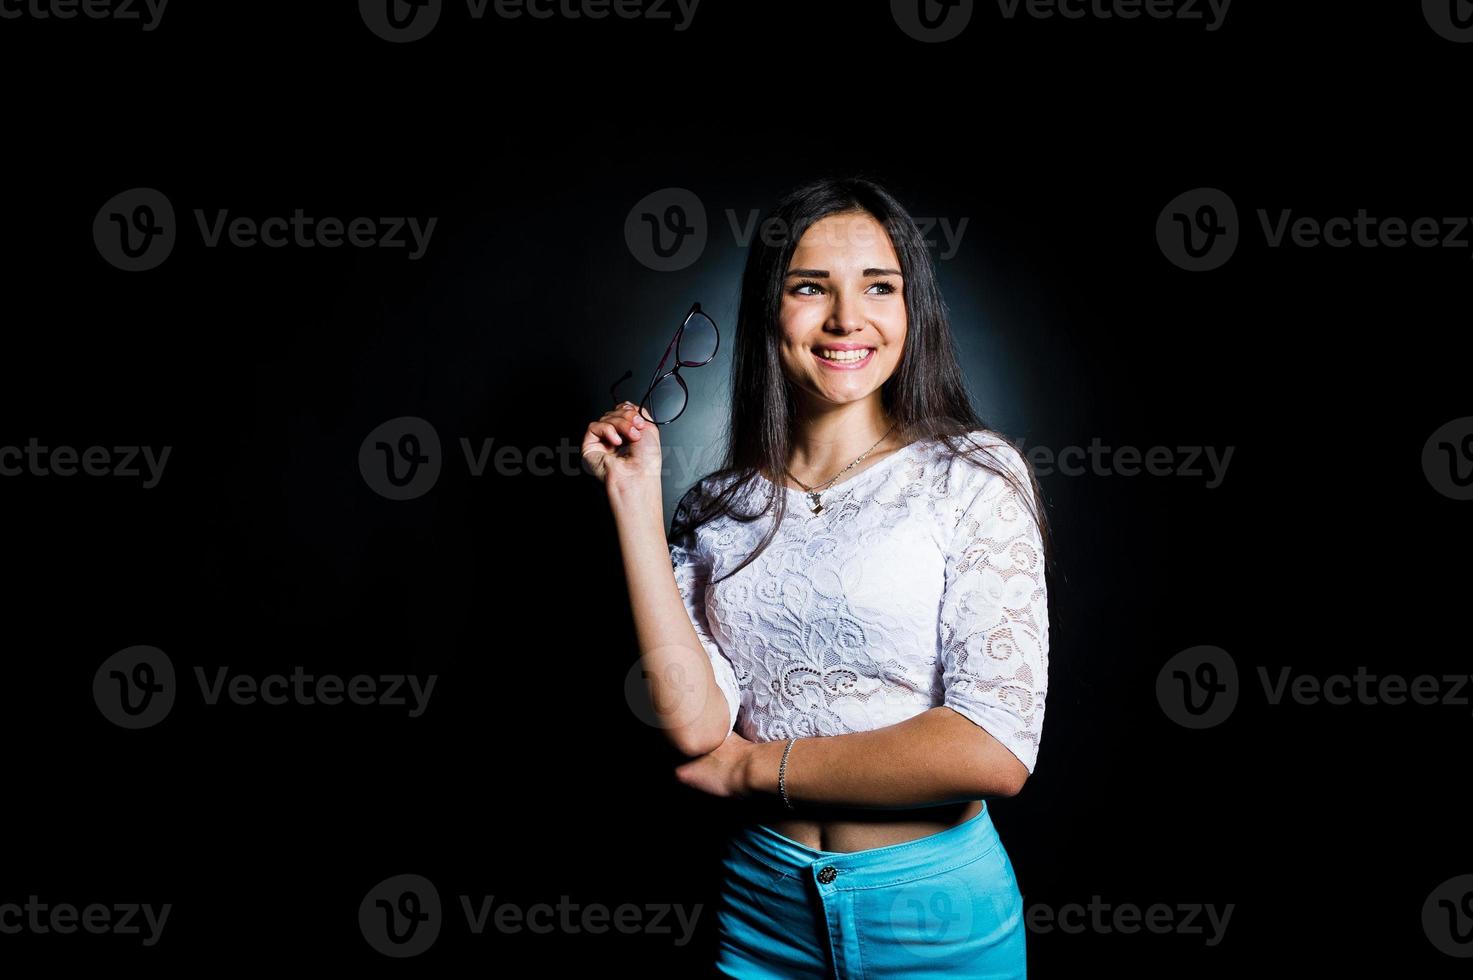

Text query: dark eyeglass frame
(608, 302), (720, 425)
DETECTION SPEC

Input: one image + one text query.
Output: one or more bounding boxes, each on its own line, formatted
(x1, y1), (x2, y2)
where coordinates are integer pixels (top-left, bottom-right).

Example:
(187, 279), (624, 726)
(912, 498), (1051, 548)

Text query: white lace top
(668, 429), (1050, 775)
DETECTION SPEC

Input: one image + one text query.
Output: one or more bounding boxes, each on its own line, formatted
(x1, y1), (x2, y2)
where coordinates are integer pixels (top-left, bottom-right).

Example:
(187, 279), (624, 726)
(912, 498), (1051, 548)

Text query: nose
(826, 289), (866, 334)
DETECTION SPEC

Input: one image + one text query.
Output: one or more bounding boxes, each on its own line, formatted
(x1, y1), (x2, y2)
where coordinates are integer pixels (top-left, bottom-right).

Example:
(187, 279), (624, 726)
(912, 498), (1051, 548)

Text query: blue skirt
(714, 801), (1026, 979)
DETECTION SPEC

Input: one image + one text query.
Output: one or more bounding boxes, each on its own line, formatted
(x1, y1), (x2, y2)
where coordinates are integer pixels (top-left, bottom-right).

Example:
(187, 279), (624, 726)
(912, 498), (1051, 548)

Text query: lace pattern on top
(667, 430), (1049, 775)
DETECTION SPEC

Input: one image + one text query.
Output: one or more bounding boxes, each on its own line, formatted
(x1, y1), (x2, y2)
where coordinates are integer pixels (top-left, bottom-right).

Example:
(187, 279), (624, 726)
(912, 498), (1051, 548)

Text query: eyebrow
(785, 267), (904, 278)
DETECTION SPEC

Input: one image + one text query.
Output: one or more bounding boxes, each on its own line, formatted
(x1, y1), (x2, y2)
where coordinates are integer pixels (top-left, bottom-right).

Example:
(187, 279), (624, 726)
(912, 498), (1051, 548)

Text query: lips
(812, 347), (876, 370)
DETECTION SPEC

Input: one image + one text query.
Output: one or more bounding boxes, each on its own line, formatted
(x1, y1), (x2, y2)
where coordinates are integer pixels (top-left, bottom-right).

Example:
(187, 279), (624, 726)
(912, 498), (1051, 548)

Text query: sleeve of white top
(938, 440), (1050, 776)
(668, 482), (742, 736)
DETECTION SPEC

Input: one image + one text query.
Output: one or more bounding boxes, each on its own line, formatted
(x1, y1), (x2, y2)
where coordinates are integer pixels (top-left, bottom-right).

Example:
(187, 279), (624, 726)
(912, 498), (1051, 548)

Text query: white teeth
(816, 348), (872, 362)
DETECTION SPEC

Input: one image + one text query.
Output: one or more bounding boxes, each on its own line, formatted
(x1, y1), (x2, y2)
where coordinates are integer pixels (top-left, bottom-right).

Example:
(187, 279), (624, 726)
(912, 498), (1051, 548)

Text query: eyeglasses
(608, 302), (719, 425)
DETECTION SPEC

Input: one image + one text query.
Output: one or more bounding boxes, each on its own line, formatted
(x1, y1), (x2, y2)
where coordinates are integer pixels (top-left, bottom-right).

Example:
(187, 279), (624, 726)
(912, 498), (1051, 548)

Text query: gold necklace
(785, 422), (899, 515)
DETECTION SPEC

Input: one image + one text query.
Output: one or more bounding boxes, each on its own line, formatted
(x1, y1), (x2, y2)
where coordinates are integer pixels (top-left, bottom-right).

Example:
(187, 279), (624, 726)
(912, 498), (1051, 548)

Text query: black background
(2, 0), (1469, 974)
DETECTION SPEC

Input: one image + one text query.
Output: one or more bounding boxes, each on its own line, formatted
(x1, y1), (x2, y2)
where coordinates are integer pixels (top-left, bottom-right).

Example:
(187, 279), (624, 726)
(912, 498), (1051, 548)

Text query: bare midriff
(736, 797), (986, 854)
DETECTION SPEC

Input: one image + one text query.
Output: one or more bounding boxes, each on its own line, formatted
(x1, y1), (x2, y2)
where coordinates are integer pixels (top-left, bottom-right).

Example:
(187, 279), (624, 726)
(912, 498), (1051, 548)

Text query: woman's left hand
(673, 730), (756, 799)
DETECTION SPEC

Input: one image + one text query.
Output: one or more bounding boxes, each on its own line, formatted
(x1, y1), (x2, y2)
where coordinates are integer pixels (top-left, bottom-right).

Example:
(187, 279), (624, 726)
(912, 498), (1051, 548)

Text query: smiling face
(778, 210), (907, 411)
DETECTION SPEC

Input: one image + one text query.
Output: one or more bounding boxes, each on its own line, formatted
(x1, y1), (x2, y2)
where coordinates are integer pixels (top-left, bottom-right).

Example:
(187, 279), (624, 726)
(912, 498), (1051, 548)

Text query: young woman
(581, 176), (1051, 978)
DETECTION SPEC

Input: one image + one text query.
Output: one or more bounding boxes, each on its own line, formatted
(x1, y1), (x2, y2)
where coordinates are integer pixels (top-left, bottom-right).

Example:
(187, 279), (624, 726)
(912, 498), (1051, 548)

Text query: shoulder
(919, 428), (1033, 498)
(674, 476), (707, 510)
(672, 475), (715, 524)
(672, 468), (751, 526)
(920, 429), (1043, 551)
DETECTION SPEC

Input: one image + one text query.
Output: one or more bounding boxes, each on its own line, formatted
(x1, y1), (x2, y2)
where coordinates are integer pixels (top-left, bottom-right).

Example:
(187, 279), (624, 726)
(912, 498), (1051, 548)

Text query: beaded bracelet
(778, 737), (798, 809)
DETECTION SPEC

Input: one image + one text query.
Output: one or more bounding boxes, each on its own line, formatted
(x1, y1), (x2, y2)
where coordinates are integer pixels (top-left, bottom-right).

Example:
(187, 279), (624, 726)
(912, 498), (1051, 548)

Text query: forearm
(609, 479), (731, 758)
(742, 706), (1026, 808)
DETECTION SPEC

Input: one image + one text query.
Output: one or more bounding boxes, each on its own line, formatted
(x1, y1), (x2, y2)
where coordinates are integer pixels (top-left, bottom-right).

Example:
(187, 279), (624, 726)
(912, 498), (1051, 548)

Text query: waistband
(727, 802), (1000, 891)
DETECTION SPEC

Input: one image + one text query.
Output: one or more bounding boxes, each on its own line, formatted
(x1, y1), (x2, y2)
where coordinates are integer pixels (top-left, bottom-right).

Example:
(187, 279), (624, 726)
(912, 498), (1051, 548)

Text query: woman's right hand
(581, 400), (663, 491)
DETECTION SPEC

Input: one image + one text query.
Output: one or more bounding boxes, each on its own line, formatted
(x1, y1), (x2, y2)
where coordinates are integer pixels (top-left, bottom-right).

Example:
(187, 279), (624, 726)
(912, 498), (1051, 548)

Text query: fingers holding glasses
(589, 401), (647, 452)
(604, 401), (648, 440)
(582, 401), (660, 485)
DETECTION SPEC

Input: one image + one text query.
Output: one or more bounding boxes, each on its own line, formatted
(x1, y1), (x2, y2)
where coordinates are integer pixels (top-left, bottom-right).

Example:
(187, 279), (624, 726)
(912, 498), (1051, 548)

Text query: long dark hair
(673, 174), (1052, 585)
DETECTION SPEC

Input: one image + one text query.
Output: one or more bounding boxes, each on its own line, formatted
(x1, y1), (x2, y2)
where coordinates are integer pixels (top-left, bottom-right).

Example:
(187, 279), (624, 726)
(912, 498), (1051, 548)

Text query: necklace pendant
(806, 492), (824, 514)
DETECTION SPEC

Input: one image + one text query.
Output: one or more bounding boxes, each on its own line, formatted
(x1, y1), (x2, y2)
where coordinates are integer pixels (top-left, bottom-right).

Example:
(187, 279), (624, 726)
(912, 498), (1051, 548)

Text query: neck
(786, 394), (898, 481)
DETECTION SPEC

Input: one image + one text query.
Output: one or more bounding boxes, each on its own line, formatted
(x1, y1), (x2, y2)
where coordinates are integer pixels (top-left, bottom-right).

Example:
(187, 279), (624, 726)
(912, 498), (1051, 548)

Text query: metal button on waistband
(817, 866), (838, 884)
